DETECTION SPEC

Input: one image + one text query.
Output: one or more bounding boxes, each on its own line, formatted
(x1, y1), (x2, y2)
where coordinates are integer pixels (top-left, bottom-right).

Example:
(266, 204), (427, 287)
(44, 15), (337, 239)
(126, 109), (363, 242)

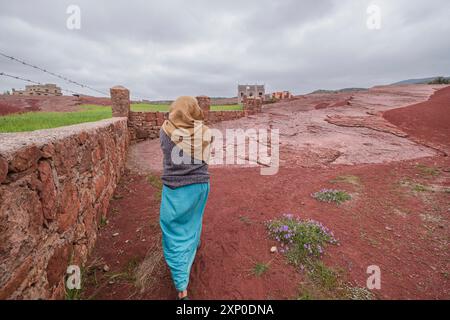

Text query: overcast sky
(0, 0), (449, 100)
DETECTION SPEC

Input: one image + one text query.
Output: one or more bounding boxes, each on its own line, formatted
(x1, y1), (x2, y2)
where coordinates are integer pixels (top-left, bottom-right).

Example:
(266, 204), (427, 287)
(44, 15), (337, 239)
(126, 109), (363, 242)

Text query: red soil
(0, 94), (112, 115)
(84, 156), (449, 300)
(0, 101), (22, 116)
(383, 86), (450, 153)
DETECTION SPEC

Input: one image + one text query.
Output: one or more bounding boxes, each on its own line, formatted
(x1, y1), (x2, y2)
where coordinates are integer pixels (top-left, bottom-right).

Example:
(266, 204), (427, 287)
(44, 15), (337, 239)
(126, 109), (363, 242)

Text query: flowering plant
(266, 214), (337, 267)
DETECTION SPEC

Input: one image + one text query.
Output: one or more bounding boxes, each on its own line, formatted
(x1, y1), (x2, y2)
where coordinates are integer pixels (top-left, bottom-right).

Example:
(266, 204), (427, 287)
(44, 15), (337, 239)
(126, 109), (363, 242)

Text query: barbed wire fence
(0, 52), (151, 101)
(0, 51), (109, 97)
(0, 72), (83, 96)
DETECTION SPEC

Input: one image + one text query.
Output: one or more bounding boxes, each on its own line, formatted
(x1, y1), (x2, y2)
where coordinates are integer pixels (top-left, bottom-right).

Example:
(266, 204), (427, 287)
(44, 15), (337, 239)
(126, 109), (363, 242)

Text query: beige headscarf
(162, 96), (212, 163)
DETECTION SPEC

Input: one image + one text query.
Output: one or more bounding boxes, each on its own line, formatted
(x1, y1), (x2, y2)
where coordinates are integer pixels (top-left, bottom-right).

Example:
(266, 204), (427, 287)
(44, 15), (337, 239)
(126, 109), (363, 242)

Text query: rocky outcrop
(325, 114), (408, 137)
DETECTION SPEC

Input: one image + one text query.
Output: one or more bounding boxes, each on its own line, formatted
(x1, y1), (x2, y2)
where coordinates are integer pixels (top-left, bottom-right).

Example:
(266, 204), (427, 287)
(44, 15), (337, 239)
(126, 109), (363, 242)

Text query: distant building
(237, 84), (265, 104)
(12, 84), (62, 96)
(272, 91), (293, 100)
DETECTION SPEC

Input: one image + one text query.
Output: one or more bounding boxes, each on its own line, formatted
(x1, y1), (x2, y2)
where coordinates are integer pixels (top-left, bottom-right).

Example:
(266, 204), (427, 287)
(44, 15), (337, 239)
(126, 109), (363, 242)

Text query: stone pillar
(255, 97), (262, 113)
(196, 96), (210, 122)
(110, 86), (130, 118)
(243, 96), (255, 115)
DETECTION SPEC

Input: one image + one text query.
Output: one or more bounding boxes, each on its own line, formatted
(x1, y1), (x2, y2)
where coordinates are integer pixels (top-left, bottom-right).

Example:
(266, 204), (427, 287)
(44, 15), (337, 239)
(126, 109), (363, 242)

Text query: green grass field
(0, 106), (112, 133)
(0, 103), (242, 133)
(130, 103), (170, 112)
(210, 104), (242, 111)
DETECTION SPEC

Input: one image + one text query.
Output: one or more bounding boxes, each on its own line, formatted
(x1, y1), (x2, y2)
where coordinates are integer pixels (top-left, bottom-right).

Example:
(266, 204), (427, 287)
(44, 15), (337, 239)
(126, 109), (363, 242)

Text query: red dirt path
(84, 157), (449, 300)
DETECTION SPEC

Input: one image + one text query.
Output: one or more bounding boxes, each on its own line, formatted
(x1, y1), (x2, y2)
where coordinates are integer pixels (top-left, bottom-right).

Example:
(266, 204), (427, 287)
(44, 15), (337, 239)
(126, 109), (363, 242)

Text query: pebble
(103, 264), (110, 272)
(112, 232), (119, 237)
(270, 246), (278, 253)
(385, 226), (393, 231)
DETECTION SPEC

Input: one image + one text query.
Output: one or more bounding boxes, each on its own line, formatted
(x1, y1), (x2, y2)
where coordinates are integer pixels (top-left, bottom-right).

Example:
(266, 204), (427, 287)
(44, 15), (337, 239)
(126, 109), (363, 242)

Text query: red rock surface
(325, 114), (408, 137)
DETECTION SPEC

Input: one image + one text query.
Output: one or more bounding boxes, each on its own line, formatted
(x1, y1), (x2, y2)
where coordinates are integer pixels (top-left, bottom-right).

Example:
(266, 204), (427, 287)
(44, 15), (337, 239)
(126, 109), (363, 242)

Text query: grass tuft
(416, 164), (440, 177)
(252, 262), (270, 277)
(312, 189), (351, 204)
(99, 216), (108, 228)
(412, 183), (430, 193)
(330, 175), (361, 186)
(147, 173), (163, 200)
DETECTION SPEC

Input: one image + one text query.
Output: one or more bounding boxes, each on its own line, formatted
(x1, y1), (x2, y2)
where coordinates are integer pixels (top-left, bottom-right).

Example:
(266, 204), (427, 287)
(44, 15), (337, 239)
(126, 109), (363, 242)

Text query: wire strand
(0, 51), (108, 96)
(1, 71), (83, 96)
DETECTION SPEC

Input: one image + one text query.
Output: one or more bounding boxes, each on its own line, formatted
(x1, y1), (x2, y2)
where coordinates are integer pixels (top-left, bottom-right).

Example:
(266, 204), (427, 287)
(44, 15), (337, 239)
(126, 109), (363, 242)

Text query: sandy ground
(83, 84), (450, 300)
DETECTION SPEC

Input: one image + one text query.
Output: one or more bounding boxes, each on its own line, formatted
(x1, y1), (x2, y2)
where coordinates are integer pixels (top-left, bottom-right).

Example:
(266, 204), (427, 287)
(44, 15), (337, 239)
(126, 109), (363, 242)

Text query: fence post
(255, 97), (262, 113)
(196, 96), (210, 122)
(243, 96), (255, 115)
(110, 86), (130, 118)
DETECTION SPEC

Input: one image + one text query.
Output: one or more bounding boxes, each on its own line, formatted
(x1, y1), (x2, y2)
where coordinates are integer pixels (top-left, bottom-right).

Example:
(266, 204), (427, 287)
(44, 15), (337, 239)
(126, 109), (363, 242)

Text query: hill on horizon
(391, 76), (450, 85)
(309, 88), (368, 94)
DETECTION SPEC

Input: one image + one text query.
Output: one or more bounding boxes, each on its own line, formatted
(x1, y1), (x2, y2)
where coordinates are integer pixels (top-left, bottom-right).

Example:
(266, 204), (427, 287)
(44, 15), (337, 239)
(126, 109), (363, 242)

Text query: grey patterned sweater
(159, 128), (209, 189)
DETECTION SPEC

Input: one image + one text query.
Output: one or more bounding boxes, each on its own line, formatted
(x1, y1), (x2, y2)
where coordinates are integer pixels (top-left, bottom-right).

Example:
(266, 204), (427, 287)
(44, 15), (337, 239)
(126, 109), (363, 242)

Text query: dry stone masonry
(126, 94), (262, 143)
(0, 118), (129, 299)
(110, 86), (130, 118)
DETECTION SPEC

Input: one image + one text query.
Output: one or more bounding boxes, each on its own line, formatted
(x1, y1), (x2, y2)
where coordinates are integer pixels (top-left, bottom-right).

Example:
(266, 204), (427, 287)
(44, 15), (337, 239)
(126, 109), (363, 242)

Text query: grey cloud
(0, 0), (449, 100)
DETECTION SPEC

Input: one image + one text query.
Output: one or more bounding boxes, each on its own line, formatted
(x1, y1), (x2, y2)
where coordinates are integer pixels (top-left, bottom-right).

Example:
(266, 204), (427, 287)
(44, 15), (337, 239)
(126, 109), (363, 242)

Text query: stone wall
(128, 111), (167, 142)
(0, 118), (129, 299)
(207, 110), (246, 123)
(242, 96), (262, 114)
(126, 95), (262, 142)
(0, 86), (264, 299)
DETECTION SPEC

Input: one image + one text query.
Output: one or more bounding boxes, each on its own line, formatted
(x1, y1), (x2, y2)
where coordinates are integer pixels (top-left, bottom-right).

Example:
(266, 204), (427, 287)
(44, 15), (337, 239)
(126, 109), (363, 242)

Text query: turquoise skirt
(159, 182), (210, 292)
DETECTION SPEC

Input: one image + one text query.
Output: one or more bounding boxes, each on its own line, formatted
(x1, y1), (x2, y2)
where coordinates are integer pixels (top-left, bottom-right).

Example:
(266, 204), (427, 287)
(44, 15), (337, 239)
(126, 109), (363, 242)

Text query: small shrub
(266, 214), (337, 267)
(312, 189), (351, 204)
